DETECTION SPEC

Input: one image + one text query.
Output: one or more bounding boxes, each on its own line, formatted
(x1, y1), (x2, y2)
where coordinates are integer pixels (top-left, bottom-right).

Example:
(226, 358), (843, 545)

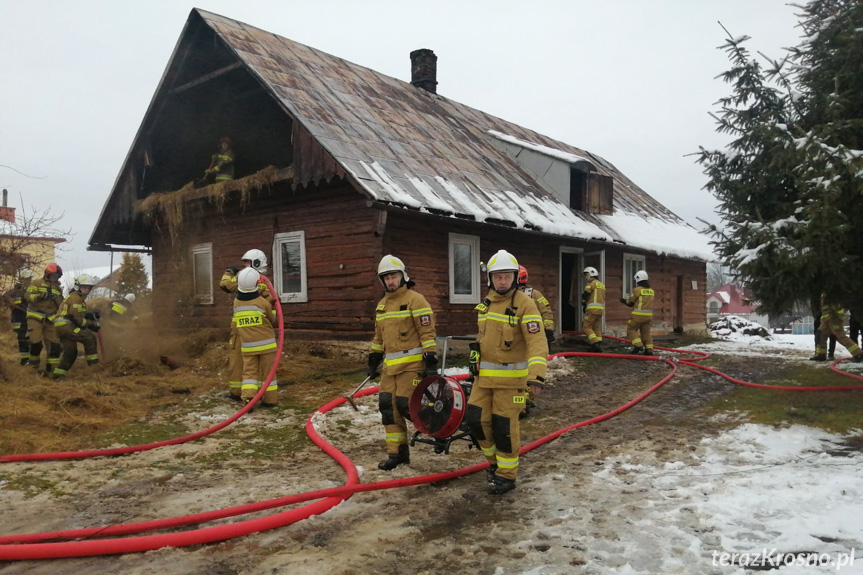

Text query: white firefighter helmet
(634, 270), (649, 283)
(237, 267), (261, 293)
(74, 273), (97, 290)
(377, 255), (410, 283)
(124, 293), (137, 303)
(583, 266), (599, 278)
(18, 269), (34, 280)
(486, 249), (519, 294)
(241, 249), (268, 274)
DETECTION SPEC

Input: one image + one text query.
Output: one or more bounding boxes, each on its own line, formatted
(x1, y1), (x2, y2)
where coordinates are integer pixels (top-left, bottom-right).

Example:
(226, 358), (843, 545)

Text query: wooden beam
(168, 62), (243, 95)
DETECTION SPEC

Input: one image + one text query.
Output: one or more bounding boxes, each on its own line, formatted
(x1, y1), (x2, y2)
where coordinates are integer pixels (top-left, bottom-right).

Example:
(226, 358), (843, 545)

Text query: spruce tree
(116, 253), (149, 297)
(697, 1), (863, 317)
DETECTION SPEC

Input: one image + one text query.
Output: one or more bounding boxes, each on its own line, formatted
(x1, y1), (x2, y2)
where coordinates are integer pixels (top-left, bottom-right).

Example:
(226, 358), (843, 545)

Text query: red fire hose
(1, 332), (862, 559)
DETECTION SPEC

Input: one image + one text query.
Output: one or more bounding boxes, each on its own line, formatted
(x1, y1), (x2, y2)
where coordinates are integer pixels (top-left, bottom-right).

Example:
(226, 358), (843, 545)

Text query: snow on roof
(718, 291), (731, 304)
(487, 130), (594, 165)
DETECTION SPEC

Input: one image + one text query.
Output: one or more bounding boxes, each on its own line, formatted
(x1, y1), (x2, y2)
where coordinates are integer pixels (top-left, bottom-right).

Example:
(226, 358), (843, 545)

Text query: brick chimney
(0, 189), (15, 223)
(410, 49), (437, 94)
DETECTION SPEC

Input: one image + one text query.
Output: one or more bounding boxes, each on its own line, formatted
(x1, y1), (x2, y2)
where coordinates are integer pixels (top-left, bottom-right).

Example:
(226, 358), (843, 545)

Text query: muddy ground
(0, 342), (811, 575)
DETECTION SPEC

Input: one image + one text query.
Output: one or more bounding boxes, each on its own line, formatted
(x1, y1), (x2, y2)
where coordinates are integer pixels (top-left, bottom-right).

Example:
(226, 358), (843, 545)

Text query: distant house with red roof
(706, 283), (768, 326)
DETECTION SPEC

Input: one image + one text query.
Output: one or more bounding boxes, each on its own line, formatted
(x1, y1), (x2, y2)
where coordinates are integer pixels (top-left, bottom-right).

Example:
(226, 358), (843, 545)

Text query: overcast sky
(0, 0), (803, 272)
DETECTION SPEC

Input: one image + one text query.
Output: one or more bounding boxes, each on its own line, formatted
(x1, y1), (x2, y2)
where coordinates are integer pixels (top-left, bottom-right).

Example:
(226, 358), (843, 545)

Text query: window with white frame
(191, 242), (213, 304)
(273, 231), (307, 303)
(449, 233), (480, 304)
(622, 254), (646, 298)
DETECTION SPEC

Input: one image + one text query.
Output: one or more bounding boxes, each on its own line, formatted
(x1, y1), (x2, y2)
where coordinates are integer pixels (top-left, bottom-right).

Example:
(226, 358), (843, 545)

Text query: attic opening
(137, 19), (293, 196)
(570, 169), (613, 215)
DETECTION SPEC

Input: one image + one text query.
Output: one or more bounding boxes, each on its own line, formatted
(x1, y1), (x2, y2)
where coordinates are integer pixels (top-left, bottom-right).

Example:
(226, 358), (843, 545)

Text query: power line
(0, 165), (46, 179)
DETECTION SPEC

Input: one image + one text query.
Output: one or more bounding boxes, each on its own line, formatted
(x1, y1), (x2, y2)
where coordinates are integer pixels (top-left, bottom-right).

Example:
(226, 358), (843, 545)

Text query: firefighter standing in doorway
(465, 249), (548, 495)
(233, 268), (279, 405)
(619, 270), (655, 355)
(367, 255), (438, 471)
(581, 266), (606, 352)
(7, 269), (34, 365)
(220, 249), (276, 400)
(52, 274), (100, 380)
(26, 263), (64, 373)
(810, 292), (863, 362)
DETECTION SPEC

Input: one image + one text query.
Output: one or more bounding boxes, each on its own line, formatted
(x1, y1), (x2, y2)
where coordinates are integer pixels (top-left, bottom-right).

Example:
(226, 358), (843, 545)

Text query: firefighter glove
(84, 311), (100, 321)
(619, 297), (627, 304)
(367, 352), (383, 378)
(87, 322), (101, 333)
(226, 266), (240, 275)
(421, 351), (439, 377)
(545, 329), (555, 344)
(468, 342), (480, 376)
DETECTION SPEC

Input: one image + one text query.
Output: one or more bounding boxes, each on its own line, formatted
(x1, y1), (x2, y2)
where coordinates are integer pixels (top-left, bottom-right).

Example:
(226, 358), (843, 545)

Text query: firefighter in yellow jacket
(7, 269), (34, 365)
(53, 274), (100, 380)
(466, 250), (548, 495)
(26, 263), (64, 373)
(233, 268), (279, 404)
(619, 270), (655, 355)
(204, 136), (235, 183)
(810, 292), (863, 362)
(517, 265), (555, 345)
(368, 255), (438, 471)
(581, 266), (606, 352)
(220, 249), (276, 400)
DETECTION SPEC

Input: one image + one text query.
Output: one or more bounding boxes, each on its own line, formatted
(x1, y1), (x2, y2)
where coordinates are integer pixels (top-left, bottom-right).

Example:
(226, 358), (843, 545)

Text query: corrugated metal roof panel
(195, 8), (713, 261)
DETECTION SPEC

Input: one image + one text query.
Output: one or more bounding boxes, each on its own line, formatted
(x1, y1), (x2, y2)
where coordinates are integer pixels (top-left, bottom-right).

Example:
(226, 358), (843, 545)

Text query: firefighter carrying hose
(619, 270), (655, 355)
(52, 274), (100, 380)
(581, 266), (606, 352)
(220, 249), (275, 401)
(367, 255), (438, 471)
(26, 263), (64, 374)
(7, 269), (34, 365)
(465, 249), (548, 495)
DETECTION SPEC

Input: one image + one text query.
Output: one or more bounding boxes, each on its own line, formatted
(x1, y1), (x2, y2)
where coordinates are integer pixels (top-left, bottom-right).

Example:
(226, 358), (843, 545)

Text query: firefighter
(465, 249), (548, 495)
(516, 264), (554, 417)
(619, 270), (655, 355)
(26, 263), (64, 373)
(810, 293), (863, 362)
(368, 255), (438, 471)
(52, 274), (100, 380)
(581, 266), (606, 352)
(110, 293), (139, 322)
(204, 136), (235, 183)
(7, 269), (34, 365)
(517, 265), (555, 345)
(220, 249), (276, 400)
(233, 267), (278, 405)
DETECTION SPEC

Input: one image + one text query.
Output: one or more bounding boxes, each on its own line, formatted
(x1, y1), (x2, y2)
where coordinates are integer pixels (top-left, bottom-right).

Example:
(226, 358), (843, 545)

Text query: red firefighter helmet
(219, 136), (232, 146)
(518, 265), (529, 286)
(44, 263), (63, 277)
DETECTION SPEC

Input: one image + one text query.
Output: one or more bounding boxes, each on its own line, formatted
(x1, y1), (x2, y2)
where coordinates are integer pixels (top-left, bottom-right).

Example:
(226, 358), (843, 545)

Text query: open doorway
(560, 249), (581, 332)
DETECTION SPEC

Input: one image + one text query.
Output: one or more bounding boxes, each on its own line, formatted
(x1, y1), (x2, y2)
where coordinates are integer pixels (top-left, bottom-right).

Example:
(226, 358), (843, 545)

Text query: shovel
(345, 375), (372, 411)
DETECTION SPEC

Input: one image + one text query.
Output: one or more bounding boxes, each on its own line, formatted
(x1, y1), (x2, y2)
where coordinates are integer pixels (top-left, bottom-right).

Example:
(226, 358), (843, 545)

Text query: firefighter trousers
(228, 332), (243, 397)
(582, 311), (603, 345)
(12, 313), (30, 363)
(816, 318), (861, 357)
(28, 317), (61, 371)
(54, 327), (99, 377)
(379, 370), (419, 455)
(241, 350), (278, 404)
(465, 384), (526, 481)
(626, 317), (653, 350)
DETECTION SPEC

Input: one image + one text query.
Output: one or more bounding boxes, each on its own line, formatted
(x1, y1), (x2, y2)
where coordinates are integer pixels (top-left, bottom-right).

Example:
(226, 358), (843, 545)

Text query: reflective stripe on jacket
(370, 285), (437, 376)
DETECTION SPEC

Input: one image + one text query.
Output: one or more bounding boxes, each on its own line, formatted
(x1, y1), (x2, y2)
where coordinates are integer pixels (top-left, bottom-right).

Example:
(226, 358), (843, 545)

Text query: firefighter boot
(643, 349), (655, 356)
(20, 357), (29, 366)
(485, 464), (498, 484)
(488, 476), (517, 495)
(629, 346), (644, 355)
(809, 353), (826, 361)
(589, 342), (603, 353)
(378, 444), (410, 471)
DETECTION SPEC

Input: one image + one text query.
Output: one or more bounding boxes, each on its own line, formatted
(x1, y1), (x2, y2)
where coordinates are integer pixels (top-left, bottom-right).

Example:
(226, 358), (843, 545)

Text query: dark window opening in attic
(570, 169), (613, 216)
(138, 28), (293, 196)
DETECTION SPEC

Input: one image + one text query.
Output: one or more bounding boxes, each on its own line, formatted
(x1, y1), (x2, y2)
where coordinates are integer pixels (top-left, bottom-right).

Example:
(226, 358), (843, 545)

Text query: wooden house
(89, 9), (714, 339)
